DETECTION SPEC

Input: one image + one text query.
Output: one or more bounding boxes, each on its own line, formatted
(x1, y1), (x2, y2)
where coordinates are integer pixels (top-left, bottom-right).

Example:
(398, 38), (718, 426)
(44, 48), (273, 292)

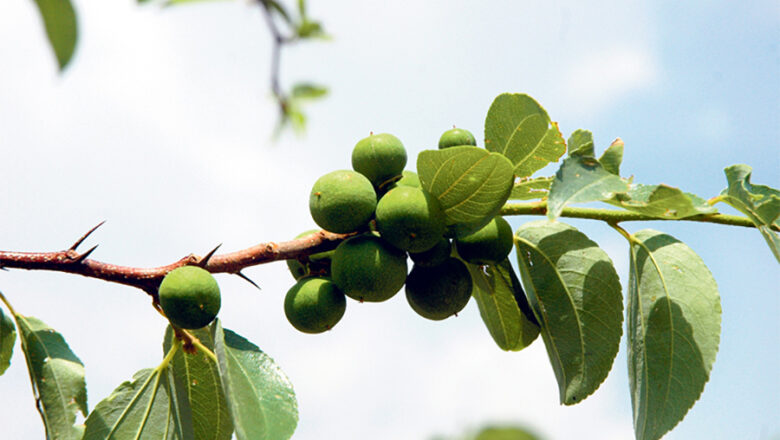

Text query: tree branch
(0, 230), (351, 294)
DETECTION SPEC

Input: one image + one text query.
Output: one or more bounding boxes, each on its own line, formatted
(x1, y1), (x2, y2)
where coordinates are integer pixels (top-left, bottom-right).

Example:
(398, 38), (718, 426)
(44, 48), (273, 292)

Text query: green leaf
(719, 164), (780, 262)
(296, 20), (327, 39)
(291, 83), (328, 100)
(213, 321), (298, 440)
(32, 0), (78, 70)
(510, 177), (552, 201)
(265, 0), (292, 24)
(514, 221), (623, 405)
(599, 138), (624, 175)
(15, 315), (87, 439)
(484, 93), (566, 178)
(83, 367), (183, 439)
(163, 326), (233, 440)
(463, 258), (540, 351)
(607, 184), (717, 219)
(0, 308), (16, 375)
(417, 146), (514, 231)
(567, 129), (594, 157)
(627, 230), (721, 440)
(547, 155), (629, 219)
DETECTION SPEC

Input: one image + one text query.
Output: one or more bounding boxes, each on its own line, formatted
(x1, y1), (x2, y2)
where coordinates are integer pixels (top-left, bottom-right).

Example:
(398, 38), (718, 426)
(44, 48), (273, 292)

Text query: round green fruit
(405, 258), (472, 320)
(375, 186), (446, 253)
(409, 237), (451, 267)
(158, 266), (221, 329)
(352, 133), (407, 187)
(438, 127), (476, 149)
(284, 277), (346, 334)
(396, 170), (421, 188)
(309, 170), (377, 233)
(455, 216), (514, 265)
(331, 234), (408, 302)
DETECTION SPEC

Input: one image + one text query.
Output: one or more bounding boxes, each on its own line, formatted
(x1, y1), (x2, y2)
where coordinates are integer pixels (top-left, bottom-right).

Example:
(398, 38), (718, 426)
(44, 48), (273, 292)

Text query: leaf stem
(500, 202), (777, 230)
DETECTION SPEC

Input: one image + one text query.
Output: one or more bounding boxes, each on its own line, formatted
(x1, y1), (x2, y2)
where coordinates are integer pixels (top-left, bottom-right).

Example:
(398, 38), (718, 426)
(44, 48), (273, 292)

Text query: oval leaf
(484, 93), (566, 177)
(417, 146), (514, 230)
(463, 258), (540, 351)
(547, 155), (629, 219)
(15, 315), (87, 440)
(607, 184), (717, 219)
(212, 321), (298, 440)
(0, 308), (15, 375)
(33, 0), (78, 70)
(84, 367), (183, 439)
(514, 221), (623, 405)
(163, 326), (233, 440)
(628, 230), (721, 440)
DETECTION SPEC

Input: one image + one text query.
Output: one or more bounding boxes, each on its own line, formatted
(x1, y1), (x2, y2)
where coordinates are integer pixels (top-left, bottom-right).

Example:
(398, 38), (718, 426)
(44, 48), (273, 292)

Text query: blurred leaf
(166, 0), (234, 4)
(296, 20), (328, 39)
(0, 308), (15, 375)
(291, 83), (328, 100)
(32, 0), (78, 70)
(463, 258), (540, 351)
(474, 424), (542, 440)
(15, 315), (87, 439)
(607, 184), (717, 219)
(213, 321), (298, 440)
(628, 230), (721, 440)
(719, 164), (780, 262)
(567, 129), (594, 157)
(417, 146), (514, 231)
(599, 138), (624, 175)
(510, 177), (552, 200)
(265, 0), (292, 24)
(547, 155), (629, 219)
(515, 221), (623, 405)
(163, 326), (233, 440)
(484, 93), (566, 178)
(83, 367), (182, 439)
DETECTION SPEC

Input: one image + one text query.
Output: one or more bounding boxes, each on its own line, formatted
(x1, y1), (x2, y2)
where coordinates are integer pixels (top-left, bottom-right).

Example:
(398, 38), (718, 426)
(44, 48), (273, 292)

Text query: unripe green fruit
(284, 277), (346, 334)
(455, 216), (514, 265)
(158, 266), (221, 329)
(375, 186), (446, 253)
(286, 229), (334, 280)
(309, 170), (377, 233)
(331, 234), (408, 302)
(405, 258), (472, 320)
(409, 237), (451, 267)
(396, 170), (421, 188)
(352, 133), (408, 187)
(438, 127), (477, 149)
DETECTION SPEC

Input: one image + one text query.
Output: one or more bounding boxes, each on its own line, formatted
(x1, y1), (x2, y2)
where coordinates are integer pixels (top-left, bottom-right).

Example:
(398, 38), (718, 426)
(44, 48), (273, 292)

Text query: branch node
(69, 220), (106, 251)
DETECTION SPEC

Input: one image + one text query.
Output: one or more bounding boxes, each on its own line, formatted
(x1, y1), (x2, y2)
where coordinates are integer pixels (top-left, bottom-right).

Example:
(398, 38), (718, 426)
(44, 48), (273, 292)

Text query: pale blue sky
(0, 1), (778, 439)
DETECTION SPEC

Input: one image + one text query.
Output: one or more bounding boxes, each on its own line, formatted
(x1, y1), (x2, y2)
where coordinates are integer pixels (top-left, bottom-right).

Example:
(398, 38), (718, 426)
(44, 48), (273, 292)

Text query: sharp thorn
(236, 271), (261, 290)
(74, 245), (98, 263)
(199, 243), (222, 267)
(69, 220), (106, 251)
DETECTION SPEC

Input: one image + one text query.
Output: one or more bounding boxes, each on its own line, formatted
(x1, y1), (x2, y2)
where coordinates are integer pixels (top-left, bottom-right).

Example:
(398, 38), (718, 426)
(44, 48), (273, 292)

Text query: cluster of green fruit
(284, 129), (514, 334)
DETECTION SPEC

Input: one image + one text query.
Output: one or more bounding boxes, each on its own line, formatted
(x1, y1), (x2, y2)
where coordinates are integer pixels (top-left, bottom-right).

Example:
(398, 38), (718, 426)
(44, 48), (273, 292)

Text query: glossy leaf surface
(418, 146), (514, 228)
(515, 221), (623, 405)
(608, 184), (717, 219)
(547, 155), (629, 219)
(16, 315), (87, 440)
(628, 230), (721, 440)
(213, 321), (298, 440)
(465, 258), (540, 351)
(484, 93), (565, 177)
(719, 164), (780, 261)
